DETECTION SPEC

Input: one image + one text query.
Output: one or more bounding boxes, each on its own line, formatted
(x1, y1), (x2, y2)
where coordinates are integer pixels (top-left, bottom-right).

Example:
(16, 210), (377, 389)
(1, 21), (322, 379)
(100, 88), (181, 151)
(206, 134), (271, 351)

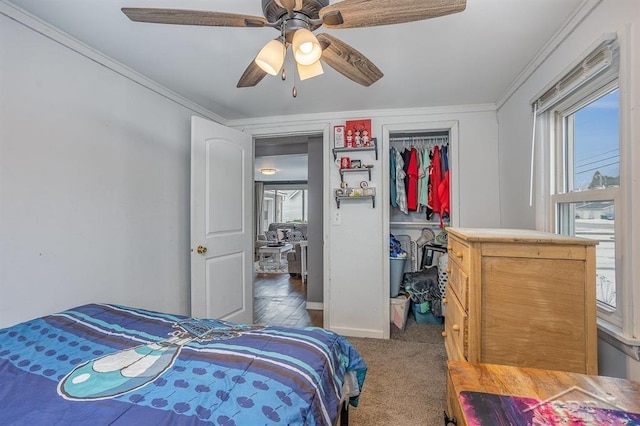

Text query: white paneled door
(190, 116), (253, 324)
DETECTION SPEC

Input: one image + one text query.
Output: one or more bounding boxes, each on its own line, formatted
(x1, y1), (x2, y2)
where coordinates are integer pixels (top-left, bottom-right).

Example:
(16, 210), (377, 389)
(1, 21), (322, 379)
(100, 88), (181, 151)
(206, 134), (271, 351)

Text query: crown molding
(227, 103), (497, 129)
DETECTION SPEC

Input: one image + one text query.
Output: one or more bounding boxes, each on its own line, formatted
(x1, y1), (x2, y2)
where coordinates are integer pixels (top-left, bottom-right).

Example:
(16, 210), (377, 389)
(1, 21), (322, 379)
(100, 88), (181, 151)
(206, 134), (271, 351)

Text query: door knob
(196, 245), (207, 255)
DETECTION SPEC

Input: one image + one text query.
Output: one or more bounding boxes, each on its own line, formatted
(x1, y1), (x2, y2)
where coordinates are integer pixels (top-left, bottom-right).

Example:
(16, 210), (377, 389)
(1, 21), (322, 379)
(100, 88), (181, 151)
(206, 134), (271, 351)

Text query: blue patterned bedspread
(0, 304), (367, 425)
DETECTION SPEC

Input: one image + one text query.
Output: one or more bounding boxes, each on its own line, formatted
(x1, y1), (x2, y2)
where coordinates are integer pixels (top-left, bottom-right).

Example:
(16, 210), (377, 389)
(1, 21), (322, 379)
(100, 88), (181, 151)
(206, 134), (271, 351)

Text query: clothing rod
(389, 136), (449, 145)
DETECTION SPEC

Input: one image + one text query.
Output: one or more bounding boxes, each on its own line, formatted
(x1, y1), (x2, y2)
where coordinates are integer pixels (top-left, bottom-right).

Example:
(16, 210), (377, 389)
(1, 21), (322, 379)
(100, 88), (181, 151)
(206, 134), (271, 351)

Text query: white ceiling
(6, 0), (585, 121)
(255, 154), (309, 182)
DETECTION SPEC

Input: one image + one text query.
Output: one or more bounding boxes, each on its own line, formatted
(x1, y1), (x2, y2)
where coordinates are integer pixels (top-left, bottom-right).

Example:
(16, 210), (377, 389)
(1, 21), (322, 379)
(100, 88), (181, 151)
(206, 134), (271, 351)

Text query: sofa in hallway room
(256, 222), (307, 276)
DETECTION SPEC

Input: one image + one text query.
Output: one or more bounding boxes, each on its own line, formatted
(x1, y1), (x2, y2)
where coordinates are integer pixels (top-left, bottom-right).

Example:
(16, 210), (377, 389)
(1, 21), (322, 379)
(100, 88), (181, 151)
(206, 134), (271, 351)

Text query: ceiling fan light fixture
(260, 168), (278, 175)
(297, 60), (324, 81)
(255, 39), (285, 76)
(292, 29), (322, 66)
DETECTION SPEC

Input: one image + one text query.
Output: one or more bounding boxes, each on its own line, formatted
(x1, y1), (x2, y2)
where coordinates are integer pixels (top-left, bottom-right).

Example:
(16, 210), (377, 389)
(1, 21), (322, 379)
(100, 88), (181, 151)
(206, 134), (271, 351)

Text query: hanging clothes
(390, 148), (398, 208)
(402, 147), (411, 201)
(406, 147), (419, 211)
(441, 145), (449, 172)
(394, 148), (408, 214)
(416, 148), (423, 209)
(431, 146), (443, 217)
(426, 148), (434, 220)
(389, 136), (449, 218)
(418, 146), (429, 208)
(438, 170), (450, 227)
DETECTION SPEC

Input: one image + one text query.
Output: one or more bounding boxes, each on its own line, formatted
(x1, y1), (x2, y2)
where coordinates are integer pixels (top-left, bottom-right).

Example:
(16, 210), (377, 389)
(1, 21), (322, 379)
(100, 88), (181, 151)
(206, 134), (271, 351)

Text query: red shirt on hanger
(431, 146), (442, 216)
(406, 148), (419, 211)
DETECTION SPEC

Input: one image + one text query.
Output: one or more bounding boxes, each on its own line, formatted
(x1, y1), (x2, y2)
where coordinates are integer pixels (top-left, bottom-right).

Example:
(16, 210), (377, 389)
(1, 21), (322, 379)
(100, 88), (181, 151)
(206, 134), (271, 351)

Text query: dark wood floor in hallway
(254, 272), (323, 328)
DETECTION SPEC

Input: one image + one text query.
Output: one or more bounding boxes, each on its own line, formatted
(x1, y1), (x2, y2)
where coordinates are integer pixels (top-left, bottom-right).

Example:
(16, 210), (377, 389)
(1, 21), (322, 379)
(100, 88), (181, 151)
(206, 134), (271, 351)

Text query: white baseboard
(306, 302), (324, 310)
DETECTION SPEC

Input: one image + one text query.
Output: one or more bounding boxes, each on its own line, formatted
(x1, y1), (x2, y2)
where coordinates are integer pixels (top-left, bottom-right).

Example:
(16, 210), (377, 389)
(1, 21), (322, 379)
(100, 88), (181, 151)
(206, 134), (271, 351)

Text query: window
(261, 187), (307, 230)
(538, 35), (639, 348)
(551, 77), (622, 328)
(554, 88), (619, 311)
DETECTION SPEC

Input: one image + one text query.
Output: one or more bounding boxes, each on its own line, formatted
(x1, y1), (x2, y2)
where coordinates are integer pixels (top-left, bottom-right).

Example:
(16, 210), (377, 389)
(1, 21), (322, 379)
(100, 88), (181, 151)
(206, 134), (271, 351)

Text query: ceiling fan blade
(320, 0), (466, 29)
(121, 8), (268, 28)
(316, 33), (383, 87)
(237, 60), (268, 88)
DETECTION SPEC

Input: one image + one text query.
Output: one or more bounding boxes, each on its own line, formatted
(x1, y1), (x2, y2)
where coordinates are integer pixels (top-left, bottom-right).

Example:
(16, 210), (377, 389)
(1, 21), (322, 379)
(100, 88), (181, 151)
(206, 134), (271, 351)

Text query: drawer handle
(442, 297), (448, 305)
(441, 331), (447, 337)
(446, 267), (451, 273)
(452, 324), (461, 332)
(454, 251), (463, 259)
(447, 245), (452, 250)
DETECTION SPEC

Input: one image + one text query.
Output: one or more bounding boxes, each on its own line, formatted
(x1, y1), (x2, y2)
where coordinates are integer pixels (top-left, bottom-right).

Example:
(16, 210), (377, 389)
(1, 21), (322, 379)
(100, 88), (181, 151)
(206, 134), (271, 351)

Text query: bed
(0, 303), (367, 425)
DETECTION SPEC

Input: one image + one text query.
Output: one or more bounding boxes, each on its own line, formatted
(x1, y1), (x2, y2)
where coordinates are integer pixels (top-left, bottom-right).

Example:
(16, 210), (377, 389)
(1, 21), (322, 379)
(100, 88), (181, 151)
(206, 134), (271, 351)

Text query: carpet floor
(346, 318), (447, 425)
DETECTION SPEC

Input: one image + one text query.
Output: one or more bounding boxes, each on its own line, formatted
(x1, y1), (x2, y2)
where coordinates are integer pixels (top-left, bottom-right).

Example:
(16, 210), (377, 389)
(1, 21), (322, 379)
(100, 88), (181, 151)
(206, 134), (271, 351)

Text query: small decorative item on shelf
(361, 129), (370, 147)
(351, 159), (362, 168)
(334, 187), (376, 198)
(334, 125), (345, 148)
(334, 187), (376, 208)
(345, 119), (372, 148)
(335, 157), (351, 169)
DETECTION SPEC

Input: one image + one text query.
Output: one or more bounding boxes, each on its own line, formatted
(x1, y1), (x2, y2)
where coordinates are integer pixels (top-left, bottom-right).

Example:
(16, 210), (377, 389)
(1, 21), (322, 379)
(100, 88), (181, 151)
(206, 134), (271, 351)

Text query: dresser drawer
(448, 237), (470, 272)
(447, 263), (469, 310)
(444, 286), (467, 361)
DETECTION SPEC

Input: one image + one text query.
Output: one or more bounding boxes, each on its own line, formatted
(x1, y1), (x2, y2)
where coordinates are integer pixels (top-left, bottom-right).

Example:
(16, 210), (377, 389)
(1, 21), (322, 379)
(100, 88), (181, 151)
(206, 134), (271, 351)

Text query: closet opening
(385, 125), (457, 339)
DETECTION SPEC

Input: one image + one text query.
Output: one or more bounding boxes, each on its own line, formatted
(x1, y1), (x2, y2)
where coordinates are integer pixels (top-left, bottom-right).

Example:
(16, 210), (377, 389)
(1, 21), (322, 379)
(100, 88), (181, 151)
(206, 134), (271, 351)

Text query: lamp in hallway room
(260, 168), (277, 175)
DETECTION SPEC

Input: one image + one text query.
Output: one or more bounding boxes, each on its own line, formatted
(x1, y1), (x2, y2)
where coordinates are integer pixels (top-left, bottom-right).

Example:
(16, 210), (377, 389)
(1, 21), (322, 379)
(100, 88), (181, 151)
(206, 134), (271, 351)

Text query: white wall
(496, 0), (640, 380)
(232, 106), (501, 338)
(0, 12), (206, 327)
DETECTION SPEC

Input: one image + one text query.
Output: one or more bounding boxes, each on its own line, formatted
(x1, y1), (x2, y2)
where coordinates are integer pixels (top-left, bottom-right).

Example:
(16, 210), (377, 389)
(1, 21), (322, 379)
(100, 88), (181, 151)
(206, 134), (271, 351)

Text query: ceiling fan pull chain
(281, 22), (288, 81)
(292, 61), (298, 98)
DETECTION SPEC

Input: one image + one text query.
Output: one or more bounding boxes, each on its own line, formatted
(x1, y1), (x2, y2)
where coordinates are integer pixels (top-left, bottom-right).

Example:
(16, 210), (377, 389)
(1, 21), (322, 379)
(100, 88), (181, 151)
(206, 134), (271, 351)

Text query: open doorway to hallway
(253, 134), (324, 327)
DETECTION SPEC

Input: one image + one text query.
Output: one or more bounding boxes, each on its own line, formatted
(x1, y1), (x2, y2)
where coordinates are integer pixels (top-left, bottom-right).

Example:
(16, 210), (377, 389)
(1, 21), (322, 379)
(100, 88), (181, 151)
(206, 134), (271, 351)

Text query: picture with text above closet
(389, 131), (450, 228)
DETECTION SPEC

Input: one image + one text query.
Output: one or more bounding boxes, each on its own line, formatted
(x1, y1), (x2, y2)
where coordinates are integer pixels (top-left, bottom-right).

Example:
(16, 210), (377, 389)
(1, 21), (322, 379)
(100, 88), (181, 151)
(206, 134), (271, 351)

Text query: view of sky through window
(572, 88), (620, 191)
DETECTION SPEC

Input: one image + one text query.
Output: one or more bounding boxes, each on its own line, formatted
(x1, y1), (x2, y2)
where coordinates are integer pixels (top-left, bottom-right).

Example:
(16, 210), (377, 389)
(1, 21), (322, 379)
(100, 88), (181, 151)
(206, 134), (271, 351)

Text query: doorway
(253, 134), (324, 326)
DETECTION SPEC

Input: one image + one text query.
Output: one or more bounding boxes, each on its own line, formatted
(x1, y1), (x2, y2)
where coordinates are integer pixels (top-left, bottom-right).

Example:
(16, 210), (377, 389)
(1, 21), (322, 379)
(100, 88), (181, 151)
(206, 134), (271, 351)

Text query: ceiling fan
(122, 0), (466, 92)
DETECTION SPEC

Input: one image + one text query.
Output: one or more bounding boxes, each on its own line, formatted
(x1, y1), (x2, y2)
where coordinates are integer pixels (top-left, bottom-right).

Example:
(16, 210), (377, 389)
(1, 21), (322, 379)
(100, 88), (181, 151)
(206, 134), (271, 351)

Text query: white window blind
(532, 34), (618, 114)
(528, 34), (619, 205)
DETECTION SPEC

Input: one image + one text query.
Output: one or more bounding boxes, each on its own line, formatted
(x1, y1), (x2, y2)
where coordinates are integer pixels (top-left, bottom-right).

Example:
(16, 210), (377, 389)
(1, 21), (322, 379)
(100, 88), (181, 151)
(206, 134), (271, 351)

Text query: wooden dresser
(446, 361), (640, 426)
(443, 227), (598, 374)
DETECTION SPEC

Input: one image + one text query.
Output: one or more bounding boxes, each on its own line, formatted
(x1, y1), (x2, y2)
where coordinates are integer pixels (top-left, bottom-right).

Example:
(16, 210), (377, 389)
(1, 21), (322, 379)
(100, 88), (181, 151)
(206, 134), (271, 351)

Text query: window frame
(550, 80), (622, 327)
(539, 33), (640, 352)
